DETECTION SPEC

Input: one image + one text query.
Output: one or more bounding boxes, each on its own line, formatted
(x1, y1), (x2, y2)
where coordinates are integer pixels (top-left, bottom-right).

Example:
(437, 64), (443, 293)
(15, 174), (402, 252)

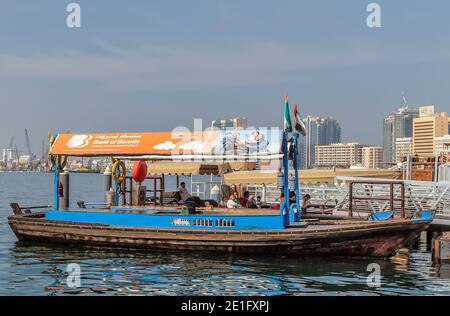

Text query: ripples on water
(1, 172), (450, 296)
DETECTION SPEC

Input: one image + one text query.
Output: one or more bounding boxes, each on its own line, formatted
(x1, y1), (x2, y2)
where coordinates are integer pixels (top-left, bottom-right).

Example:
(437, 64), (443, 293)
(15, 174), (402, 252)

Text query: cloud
(179, 141), (203, 150)
(1, 41), (449, 91)
(153, 141), (176, 150)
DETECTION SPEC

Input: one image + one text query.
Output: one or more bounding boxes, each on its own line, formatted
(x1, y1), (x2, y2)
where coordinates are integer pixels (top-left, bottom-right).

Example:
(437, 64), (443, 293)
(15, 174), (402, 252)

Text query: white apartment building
(435, 135), (450, 157)
(362, 146), (384, 169)
(395, 137), (412, 162)
(315, 143), (363, 168)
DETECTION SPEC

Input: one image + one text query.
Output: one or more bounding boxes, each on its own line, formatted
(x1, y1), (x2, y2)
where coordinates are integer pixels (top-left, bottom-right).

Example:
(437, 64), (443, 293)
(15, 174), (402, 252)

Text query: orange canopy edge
(49, 131), (220, 157)
(49, 130), (282, 159)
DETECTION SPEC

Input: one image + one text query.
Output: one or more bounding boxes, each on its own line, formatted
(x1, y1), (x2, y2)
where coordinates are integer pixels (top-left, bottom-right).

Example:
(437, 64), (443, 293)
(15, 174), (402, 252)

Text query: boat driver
(300, 194), (311, 215)
(178, 182), (202, 207)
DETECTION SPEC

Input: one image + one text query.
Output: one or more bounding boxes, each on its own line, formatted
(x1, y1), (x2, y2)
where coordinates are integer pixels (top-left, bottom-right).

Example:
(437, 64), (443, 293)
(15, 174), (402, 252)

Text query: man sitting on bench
(178, 182), (202, 207)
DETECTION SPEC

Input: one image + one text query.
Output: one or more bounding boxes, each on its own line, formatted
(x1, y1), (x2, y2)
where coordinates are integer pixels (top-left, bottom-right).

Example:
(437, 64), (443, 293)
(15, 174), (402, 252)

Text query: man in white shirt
(227, 195), (241, 208)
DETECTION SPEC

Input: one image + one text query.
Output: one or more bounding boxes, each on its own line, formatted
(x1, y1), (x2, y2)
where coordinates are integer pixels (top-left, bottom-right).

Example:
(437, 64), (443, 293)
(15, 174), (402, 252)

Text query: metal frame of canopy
(223, 169), (402, 186)
(48, 128), (302, 229)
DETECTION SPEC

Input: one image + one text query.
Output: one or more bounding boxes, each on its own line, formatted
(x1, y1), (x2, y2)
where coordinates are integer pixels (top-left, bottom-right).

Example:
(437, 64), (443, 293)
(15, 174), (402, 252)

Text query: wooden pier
(432, 232), (450, 263)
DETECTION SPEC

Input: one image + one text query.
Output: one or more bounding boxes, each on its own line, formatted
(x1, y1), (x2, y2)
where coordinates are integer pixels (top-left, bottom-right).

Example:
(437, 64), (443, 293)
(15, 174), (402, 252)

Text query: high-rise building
(300, 116), (320, 169)
(315, 143), (363, 168)
(383, 106), (419, 164)
(412, 108), (449, 157)
(319, 117), (342, 145)
(362, 146), (383, 169)
(211, 117), (248, 130)
(395, 137), (412, 162)
(2, 148), (13, 164)
(299, 116), (341, 169)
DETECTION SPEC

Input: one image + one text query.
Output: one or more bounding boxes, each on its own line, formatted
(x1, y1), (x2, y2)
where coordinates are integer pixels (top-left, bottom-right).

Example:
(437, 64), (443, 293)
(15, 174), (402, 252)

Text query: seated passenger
(227, 195), (241, 209)
(256, 196), (262, 208)
(246, 195), (259, 209)
(239, 191), (250, 207)
(300, 194), (312, 215)
(280, 191), (297, 204)
(178, 182), (202, 207)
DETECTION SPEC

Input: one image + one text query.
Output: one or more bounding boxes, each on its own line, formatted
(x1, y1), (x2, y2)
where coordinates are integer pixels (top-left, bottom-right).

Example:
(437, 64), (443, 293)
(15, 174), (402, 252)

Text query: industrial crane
(24, 129), (32, 157)
(14, 144), (19, 170)
(401, 91), (408, 107)
(8, 136), (14, 149)
(24, 129), (33, 170)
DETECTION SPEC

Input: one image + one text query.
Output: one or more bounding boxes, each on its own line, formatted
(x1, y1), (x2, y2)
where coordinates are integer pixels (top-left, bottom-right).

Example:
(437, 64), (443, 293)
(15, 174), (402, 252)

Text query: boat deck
(82, 205), (337, 217)
(96, 206), (280, 216)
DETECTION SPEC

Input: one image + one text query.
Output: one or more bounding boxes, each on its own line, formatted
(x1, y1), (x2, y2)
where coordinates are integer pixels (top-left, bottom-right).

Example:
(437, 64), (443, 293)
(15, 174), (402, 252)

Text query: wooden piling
(432, 232), (450, 263)
(59, 169), (70, 210)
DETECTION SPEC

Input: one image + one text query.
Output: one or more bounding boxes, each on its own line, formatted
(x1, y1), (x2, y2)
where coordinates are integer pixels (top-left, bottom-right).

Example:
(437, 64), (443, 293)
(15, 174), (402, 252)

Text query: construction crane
(401, 91), (408, 107)
(24, 129), (32, 157)
(8, 136), (14, 149)
(14, 144), (19, 168)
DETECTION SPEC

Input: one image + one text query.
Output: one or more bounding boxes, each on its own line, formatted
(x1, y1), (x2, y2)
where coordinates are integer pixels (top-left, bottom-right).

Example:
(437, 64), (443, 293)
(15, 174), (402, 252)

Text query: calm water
(1, 172), (450, 296)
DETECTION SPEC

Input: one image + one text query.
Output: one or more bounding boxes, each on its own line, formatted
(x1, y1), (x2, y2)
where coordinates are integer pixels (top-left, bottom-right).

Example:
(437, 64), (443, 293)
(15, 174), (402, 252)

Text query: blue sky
(1, 0), (449, 154)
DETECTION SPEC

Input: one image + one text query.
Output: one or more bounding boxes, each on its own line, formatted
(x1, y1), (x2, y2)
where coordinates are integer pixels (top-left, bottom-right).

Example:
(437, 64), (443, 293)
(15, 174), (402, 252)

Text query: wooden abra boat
(6, 98), (435, 258)
(8, 209), (430, 257)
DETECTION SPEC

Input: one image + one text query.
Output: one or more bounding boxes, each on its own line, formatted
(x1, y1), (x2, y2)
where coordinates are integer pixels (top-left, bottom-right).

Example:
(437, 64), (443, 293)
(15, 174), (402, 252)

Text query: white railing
(244, 185), (279, 203)
(236, 176), (450, 218)
(335, 177), (450, 216)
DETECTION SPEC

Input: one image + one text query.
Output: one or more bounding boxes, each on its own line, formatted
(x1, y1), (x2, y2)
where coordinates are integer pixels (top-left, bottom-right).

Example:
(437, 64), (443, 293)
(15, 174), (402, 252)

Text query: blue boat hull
(8, 212), (431, 258)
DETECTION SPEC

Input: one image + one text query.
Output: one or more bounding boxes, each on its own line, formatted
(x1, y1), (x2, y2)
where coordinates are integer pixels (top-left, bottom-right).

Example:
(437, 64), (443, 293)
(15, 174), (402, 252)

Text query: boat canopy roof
(224, 169), (402, 185)
(49, 130), (282, 160)
(147, 161), (256, 176)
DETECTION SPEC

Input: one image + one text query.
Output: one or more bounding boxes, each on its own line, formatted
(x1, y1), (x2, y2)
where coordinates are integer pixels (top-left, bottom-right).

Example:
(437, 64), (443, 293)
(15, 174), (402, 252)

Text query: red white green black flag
(283, 96), (292, 132)
(294, 103), (307, 136)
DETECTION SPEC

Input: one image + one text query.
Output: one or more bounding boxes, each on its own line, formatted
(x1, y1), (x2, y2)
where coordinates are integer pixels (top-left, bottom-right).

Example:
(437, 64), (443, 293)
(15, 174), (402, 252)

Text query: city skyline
(2, 102), (435, 158)
(1, 1), (450, 153)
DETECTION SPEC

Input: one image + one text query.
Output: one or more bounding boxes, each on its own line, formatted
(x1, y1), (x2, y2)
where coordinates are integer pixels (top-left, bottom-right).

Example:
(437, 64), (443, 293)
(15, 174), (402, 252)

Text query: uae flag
(294, 103), (307, 136)
(283, 96), (292, 132)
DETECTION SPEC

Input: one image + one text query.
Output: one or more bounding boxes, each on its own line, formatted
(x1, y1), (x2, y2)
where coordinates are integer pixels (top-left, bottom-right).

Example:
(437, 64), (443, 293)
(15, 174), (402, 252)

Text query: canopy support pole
(293, 133), (301, 222)
(281, 131), (290, 227)
(54, 160), (59, 211)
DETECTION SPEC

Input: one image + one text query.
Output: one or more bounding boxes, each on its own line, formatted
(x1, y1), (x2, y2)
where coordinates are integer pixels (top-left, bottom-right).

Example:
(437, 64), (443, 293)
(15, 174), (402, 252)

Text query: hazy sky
(1, 0), (449, 154)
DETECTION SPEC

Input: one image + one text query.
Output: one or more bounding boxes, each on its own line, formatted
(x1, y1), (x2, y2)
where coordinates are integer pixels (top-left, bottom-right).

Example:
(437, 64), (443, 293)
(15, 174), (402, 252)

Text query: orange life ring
(132, 160), (148, 184)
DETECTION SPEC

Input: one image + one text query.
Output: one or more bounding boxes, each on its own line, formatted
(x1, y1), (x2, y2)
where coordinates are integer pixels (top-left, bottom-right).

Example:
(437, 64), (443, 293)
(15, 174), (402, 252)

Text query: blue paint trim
(45, 210), (285, 230)
(368, 211), (395, 221)
(292, 133), (301, 222)
(114, 183), (120, 207)
(53, 134), (59, 211)
(282, 131), (290, 227)
(412, 210), (435, 224)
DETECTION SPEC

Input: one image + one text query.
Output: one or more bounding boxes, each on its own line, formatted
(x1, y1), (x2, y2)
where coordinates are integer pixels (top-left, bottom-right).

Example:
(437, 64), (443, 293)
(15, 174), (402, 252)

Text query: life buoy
(112, 160), (126, 184)
(132, 160), (148, 184)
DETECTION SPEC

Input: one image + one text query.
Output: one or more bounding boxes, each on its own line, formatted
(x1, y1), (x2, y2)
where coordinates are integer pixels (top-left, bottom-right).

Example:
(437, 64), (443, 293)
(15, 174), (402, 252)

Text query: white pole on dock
(104, 166), (112, 204)
(60, 167), (70, 210)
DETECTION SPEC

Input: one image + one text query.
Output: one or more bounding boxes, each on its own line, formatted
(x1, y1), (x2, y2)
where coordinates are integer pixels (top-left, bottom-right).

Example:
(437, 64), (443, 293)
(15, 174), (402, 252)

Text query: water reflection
(2, 239), (450, 296)
(2, 173), (450, 295)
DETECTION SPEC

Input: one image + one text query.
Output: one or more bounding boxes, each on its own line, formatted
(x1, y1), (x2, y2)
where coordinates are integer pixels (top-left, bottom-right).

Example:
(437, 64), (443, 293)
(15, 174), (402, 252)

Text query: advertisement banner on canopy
(49, 129), (282, 159)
